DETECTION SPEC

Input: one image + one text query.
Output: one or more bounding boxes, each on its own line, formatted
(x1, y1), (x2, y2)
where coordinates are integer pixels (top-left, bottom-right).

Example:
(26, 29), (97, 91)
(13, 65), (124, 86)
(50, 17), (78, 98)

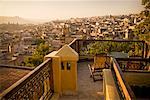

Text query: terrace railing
(0, 58), (54, 100)
(69, 39), (149, 59)
(112, 58), (135, 100)
(116, 58), (150, 71)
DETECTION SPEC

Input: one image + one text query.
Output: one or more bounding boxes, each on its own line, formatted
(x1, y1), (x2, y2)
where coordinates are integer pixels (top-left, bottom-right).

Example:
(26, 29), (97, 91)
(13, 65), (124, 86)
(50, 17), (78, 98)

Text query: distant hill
(0, 16), (43, 24)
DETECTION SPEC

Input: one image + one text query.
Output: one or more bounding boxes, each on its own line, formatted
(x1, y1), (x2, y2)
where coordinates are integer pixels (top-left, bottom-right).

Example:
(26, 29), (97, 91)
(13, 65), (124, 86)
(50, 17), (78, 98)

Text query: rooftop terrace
(0, 39), (149, 100)
(59, 61), (104, 100)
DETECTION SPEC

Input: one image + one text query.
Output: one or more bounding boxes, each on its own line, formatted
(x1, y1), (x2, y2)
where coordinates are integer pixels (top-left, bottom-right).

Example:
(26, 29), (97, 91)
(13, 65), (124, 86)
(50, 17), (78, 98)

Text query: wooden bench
(88, 55), (110, 82)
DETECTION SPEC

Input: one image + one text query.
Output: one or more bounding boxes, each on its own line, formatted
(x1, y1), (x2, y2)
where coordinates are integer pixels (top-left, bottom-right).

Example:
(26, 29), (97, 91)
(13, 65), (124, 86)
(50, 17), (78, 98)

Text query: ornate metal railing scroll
(116, 58), (150, 71)
(0, 58), (54, 100)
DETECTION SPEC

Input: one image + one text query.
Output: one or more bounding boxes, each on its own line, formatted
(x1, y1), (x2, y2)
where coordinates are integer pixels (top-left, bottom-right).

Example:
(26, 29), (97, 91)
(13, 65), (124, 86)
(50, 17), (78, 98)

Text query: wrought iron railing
(69, 39), (149, 59)
(116, 58), (150, 71)
(0, 58), (54, 100)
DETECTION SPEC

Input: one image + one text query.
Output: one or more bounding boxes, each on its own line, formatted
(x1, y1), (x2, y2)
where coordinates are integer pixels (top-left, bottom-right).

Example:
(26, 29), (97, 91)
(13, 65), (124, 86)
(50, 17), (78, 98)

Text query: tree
(134, 0), (150, 42)
(24, 54), (43, 67)
(83, 41), (142, 57)
(85, 42), (129, 55)
(142, 0), (150, 9)
(33, 38), (45, 45)
(24, 43), (51, 67)
(86, 42), (110, 55)
(33, 43), (50, 56)
(134, 19), (150, 42)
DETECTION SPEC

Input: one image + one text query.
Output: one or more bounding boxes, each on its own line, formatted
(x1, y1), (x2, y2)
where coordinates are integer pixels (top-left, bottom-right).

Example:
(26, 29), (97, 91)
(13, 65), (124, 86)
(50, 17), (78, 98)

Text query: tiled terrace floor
(59, 61), (104, 100)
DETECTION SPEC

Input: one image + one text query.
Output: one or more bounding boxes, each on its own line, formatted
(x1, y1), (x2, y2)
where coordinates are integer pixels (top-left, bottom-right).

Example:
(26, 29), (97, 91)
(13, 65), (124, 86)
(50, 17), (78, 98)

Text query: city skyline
(0, 0), (144, 21)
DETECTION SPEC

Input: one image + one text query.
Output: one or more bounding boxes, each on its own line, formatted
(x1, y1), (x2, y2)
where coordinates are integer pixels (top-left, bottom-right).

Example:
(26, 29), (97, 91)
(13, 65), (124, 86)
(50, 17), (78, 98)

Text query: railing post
(49, 59), (54, 93)
(78, 40), (80, 55)
(45, 56), (61, 94)
(145, 42), (149, 58)
(75, 40), (77, 52)
(142, 41), (145, 58)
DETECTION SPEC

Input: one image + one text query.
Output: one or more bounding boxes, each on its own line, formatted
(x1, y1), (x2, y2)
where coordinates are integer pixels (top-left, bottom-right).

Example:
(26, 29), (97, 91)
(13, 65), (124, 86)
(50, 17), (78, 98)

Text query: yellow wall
(61, 61), (77, 95)
(51, 56), (61, 93)
(45, 49), (78, 95)
(124, 72), (150, 87)
(103, 69), (120, 100)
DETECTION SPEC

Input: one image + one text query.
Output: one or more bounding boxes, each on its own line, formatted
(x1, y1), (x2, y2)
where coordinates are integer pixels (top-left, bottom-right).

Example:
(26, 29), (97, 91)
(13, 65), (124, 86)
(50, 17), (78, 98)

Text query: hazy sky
(0, 0), (144, 20)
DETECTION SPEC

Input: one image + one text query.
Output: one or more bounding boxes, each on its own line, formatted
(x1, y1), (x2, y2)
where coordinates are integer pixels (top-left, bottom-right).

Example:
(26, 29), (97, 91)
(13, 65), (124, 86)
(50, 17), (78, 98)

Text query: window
(67, 62), (71, 70)
(61, 62), (64, 70)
